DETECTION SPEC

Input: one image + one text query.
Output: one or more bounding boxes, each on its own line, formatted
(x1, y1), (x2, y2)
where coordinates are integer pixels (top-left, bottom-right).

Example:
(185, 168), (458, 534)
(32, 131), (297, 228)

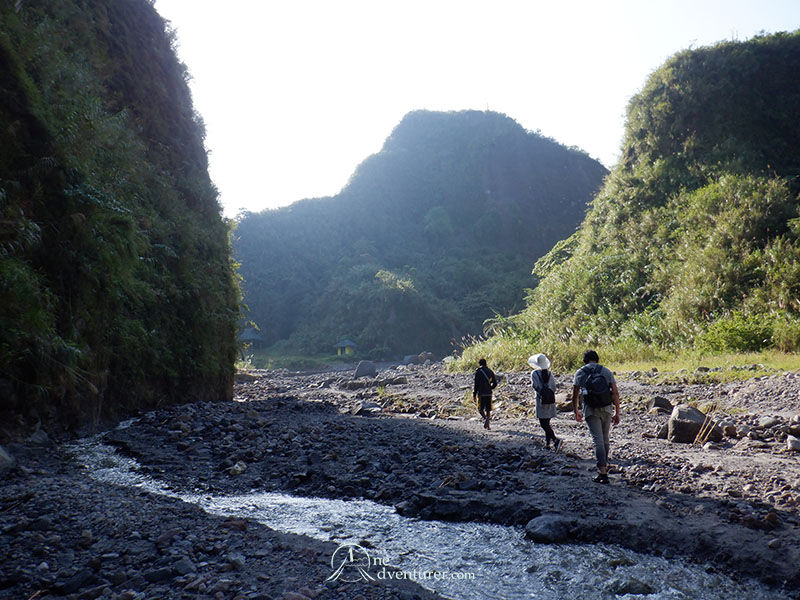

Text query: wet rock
(173, 556), (196, 575)
(354, 361), (377, 379)
(524, 514), (573, 543)
(27, 429), (54, 446)
(55, 568), (97, 594)
(227, 551), (246, 570)
(606, 577), (655, 595)
(78, 529), (94, 549)
(228, 461), (248, 476)
(209, 578), (233, 593)
(144, 566), (174, 583)
(30, 515), (54, 530)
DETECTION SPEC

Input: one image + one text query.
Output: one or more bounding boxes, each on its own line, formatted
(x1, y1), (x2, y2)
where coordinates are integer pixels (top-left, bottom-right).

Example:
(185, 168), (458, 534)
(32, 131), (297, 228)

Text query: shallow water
(69, 435), (790, 600)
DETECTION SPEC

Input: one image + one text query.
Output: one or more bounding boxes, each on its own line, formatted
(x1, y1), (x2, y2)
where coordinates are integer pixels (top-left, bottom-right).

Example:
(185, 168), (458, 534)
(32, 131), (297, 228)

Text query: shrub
(695, 312), (773, 353)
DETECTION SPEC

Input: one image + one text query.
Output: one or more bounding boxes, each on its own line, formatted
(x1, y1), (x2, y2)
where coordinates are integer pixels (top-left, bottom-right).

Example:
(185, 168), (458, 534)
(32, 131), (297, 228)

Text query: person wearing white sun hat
(528, 353), (562, 452)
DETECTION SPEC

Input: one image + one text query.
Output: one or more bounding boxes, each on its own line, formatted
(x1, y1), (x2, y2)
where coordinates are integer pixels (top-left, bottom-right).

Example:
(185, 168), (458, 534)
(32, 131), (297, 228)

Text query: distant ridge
(234, 110), (607, 357)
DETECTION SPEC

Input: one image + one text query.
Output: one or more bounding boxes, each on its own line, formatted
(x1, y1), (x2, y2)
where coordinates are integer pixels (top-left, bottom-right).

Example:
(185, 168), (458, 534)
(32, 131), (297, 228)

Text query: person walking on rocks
(473, 358), (497, 430)
(529, 353), (562, 452)
(571, 350), (620, 483)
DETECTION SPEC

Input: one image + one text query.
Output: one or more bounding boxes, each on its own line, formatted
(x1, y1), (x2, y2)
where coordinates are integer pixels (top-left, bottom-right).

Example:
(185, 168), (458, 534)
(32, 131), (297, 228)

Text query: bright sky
(154, 0), (800, 218)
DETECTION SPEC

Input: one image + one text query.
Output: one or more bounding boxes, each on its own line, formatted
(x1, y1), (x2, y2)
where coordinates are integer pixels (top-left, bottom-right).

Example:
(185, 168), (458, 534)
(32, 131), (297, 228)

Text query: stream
(68, 432), (790, 600)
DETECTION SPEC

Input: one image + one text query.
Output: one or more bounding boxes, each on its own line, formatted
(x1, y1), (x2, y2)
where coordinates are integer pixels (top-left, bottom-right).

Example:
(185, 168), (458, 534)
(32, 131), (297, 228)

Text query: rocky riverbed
(2, 362), (800, 599)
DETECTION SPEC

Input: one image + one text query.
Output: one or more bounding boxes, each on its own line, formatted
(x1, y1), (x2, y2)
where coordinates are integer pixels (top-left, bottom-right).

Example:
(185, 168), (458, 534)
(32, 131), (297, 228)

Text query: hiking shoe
(593, 473), (610, 484)
(554, 439), (563, 454)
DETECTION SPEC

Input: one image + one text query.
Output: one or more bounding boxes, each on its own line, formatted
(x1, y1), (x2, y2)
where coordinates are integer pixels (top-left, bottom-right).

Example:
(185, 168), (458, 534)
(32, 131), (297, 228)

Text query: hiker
(473, 358), (497, 430)
(571, 350), (620, 483)
(529, 353), (562, 452)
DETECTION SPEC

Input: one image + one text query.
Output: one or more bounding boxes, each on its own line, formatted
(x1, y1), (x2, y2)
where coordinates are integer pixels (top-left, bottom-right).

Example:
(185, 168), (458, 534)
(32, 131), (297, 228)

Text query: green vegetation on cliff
(0, 0), (239, 432)
(234, 110), (607, 359)
(464, 31), (800, 371)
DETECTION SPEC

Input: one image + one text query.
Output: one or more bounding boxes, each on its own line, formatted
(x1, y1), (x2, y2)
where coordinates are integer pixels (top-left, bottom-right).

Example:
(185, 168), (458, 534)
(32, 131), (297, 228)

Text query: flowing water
(69, 433), (790, 600)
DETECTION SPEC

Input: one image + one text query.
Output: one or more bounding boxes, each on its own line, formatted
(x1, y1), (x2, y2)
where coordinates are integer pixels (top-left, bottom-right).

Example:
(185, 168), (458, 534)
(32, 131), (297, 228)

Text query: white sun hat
(527, 353), (551, 370)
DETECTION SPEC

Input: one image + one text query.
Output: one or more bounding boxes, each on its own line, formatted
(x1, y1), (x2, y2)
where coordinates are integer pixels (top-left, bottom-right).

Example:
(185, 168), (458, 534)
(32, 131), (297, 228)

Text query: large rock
(0, 445), (15, 476)
(524, 514), (574, 543)
(417, 351), (436, 363)
(353, 360), (377, 379)
(788, 435), (800, 452)
(555, 392), (573, 412)
(667, 404), (722, 444)
(648, 396), (673, 414)
(27, 429), (54, 446)
(351, 401), (382, 416)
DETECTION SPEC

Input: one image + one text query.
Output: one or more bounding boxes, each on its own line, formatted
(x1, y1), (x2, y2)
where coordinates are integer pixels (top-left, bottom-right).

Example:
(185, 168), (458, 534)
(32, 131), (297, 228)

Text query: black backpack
(583, 364), (612, 408)
(537, 370), (556, 405)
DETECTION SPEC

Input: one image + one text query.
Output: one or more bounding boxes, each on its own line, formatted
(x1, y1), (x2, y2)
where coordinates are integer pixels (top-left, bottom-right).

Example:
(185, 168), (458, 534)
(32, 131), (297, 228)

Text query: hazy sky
(153, 0), (800, 217)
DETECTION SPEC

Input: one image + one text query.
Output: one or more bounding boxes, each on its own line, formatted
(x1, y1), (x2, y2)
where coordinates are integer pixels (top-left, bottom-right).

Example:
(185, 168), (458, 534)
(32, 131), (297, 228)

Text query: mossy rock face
(0, 1), (238, 431)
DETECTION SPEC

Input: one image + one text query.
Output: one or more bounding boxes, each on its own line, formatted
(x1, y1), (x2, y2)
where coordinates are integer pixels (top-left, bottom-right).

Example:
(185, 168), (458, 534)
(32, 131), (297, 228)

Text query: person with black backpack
(473, 358), (498, 430)
(571, 350), (620, 483)
(528, 353), (562, 452)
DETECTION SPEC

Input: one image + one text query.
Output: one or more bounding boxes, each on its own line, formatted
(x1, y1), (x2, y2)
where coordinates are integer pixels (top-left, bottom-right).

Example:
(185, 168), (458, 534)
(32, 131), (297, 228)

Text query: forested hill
(510, 31), (800, 357)
(0, 1), (239, 434)
(234, 110), (608, 358)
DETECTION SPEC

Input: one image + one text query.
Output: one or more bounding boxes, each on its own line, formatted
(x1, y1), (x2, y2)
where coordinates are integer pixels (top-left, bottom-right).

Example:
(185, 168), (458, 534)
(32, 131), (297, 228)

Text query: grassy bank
(448, 336), (800, 384)
(237, 347), (365, 372)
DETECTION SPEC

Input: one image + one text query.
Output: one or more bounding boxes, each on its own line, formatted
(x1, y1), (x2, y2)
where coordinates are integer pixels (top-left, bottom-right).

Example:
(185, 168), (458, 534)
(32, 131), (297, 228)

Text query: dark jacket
(473, 366), (497, 398)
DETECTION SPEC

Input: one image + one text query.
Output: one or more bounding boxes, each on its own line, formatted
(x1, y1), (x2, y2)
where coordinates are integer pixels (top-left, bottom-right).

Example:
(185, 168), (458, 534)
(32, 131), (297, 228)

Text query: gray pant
(585, 411), (612, 469)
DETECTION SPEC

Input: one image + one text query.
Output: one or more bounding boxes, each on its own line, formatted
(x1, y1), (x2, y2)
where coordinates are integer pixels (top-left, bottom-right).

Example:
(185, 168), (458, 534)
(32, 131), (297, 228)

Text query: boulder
(227, 461), (247, 476)
(350, 401), (382, 416)
(0, 445), (15, 476)
(667, 404), (722, 444)
(648, 396), (673, 414)
(556, 392), (573, 412)
(757, 416), (781, 429)
(606, 577), (655, 596)
(27, 429), (54, 446)
(417, 351), (436, 363)
(354, 360), (377, 379)
(524, 514), (574, 543)
(402, 354), (420, 365)
(788, 436), (800, 452)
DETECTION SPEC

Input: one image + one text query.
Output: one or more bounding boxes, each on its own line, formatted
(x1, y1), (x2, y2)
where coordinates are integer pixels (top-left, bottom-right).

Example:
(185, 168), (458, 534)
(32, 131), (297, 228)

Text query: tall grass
(449, 333), (800, 382)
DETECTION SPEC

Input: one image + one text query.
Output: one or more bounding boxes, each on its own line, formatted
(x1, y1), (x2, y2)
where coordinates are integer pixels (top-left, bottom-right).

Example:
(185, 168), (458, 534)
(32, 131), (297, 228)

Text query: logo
(326, 542), (476, 585)
(327, 543), (375, 583)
